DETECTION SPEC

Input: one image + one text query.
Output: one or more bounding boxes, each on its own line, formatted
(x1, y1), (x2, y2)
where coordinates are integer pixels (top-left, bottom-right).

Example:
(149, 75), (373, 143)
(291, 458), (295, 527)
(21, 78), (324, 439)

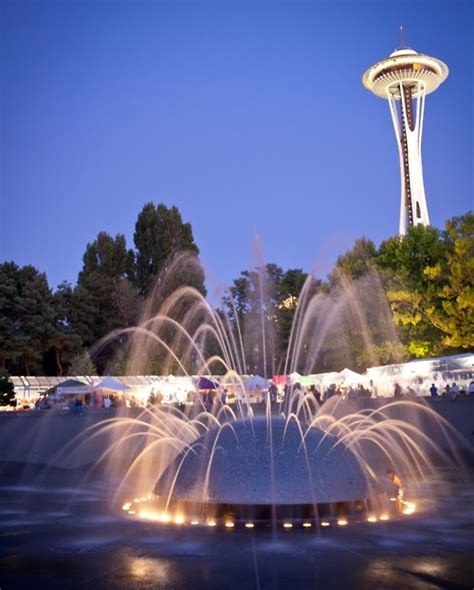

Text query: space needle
(362, 33), (449, 235)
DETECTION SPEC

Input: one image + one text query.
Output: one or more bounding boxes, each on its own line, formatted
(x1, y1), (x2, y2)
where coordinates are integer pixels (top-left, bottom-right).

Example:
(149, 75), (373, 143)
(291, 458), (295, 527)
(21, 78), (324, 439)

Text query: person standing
(387, 470), (404, 511)
(221, 388), (228, 405)
(268, 383), (277, 403)
(450, 382), (459, 401)
(282, 384), (290, 412)
(429, 383), (438, 397)
(394, 382), (402, 397)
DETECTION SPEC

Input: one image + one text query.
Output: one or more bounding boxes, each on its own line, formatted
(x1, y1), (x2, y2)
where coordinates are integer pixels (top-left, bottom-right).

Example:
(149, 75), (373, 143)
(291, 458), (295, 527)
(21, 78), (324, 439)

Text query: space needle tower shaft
(362, 37), (448, 235)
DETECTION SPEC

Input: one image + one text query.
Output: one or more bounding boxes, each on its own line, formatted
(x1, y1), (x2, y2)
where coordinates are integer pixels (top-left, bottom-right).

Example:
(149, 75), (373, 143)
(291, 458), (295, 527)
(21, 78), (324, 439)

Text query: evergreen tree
(67, 350), (97, 376)
(0, 369), (15, 406)
(0, 262), (56, 374)
(73, 232), (139, 372)
(49, 282), (83, 376)
(75, 233), (134, 341)
(0, 262), (18, 369)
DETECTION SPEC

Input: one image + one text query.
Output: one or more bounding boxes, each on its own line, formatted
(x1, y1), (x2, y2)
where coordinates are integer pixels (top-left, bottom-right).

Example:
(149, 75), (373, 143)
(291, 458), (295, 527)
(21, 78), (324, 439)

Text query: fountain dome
(154, 417), (380, 516)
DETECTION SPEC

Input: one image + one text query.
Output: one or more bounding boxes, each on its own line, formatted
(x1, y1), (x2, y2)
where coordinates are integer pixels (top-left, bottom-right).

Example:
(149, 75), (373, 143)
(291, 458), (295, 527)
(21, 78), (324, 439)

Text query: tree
(0, 369), (15, 406)
(0, 262), (56, 374)
(68, 284), (100, 350)
(377, 225), (445, 291)
(424, 212), (474, 349)
(73, 232), (140, 371)
(225, 263), (284, 376)
(329, 237), (377, 287)
(311, 270), (406, 373)
(123, 204), (206, 376)
(0, 262), (18, 369)
(307, 237), (404, 373)
(67, 350), (97, 376)
(132, 203), (202, 296)
(221, 264), (320, 376)
(114, 279), (143, 327)
(146, 251), (207, 310)
(47, 281), (83, 376)
(79, 232), (133, 288)
(275, 267), (320, 366)
(376, 224), (452, 357)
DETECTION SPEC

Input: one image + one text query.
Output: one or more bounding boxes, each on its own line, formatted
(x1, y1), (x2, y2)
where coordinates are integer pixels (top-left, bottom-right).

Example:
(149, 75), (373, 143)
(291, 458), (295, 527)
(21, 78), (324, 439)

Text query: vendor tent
(333, 368), (363, 383)
(245, 375), (268, 389)
(273, 375), (288, 386)
(403, 353), (474, 373)
(93, 377), (130, 392)
(313, 371), (339, 385)
(288, 372), (302, 384)
(156, 376), (194, 403)
(299, 375), (317, 386)
(52, 379), (93, 398)
(366, 353), (474, 381)
(195, 376), (219, 390)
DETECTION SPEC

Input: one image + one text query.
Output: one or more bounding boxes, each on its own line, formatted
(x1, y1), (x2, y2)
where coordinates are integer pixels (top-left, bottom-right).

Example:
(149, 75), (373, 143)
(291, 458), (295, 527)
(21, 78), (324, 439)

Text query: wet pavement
(0, 464), (473, 589)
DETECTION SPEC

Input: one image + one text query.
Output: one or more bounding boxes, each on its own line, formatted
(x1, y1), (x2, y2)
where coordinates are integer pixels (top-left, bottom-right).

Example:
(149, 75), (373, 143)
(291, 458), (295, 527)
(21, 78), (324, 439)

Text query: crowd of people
(25, 391), (141, 414)
(428, 380), (474, 400)
(9, 374), (474, 414)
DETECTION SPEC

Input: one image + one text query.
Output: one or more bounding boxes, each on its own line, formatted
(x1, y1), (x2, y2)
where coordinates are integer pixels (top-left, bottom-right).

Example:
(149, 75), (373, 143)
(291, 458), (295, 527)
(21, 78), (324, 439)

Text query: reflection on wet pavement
(0, 468), (472, 589)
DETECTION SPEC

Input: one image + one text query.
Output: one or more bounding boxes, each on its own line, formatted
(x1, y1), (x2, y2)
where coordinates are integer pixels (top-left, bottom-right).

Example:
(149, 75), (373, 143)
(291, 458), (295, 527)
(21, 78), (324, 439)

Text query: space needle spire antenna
(362, 38), (449, 235)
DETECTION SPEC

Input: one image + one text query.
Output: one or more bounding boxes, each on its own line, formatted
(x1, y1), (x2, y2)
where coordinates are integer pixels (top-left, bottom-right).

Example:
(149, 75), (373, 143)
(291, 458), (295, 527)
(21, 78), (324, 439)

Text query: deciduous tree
(424, 212), (474, 349)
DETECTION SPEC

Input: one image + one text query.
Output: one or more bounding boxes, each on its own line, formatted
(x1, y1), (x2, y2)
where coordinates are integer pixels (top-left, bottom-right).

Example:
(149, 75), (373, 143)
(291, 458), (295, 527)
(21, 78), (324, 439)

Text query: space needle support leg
(388, 88), (407, 236)
(418, 82), (426, 152)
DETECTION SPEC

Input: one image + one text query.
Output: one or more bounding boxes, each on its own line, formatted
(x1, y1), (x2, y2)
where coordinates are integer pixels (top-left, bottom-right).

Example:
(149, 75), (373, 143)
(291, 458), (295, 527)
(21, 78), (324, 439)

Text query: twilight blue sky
(1, 0), (472, 297)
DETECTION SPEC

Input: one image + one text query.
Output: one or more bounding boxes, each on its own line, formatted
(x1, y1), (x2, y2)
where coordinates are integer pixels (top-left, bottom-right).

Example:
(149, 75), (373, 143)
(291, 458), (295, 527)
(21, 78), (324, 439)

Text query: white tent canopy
(154, 375), (194, 403)
(366, 353), (474, 379)
(93, 376), (131, 391)
(332, 368), (363, 384)
(288, 372), (302, 384)
(313, 371), (339, 385)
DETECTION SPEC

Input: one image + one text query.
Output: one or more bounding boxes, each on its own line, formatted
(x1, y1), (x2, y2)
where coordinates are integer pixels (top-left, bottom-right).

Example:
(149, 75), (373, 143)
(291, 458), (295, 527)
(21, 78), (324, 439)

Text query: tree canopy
(221, 264), (321, 376)
(424, 213), (474, 349)
(0, 202), (206, 375)
(375, 229), (442, 357)
(0, 207), (471, 377)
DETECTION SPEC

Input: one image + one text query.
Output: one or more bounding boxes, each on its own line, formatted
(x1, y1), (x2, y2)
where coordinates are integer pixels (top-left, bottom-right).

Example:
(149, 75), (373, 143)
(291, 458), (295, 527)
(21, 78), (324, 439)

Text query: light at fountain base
(122, 497), (414, 529)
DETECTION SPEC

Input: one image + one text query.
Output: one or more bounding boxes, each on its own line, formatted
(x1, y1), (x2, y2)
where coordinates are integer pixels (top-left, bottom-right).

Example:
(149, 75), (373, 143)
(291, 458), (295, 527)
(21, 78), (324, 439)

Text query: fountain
(64, 253), (465, 531)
